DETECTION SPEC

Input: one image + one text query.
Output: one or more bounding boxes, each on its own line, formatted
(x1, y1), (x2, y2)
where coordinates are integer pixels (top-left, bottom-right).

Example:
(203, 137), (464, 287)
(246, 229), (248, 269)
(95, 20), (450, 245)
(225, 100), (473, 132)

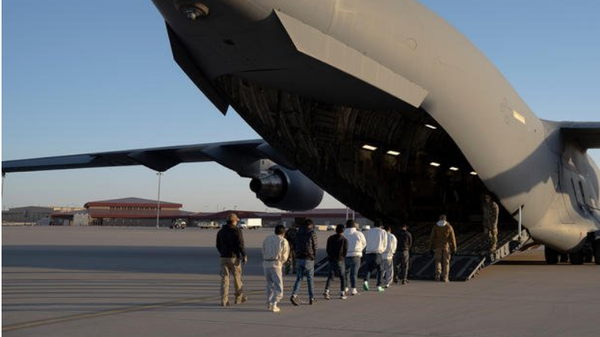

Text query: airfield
(3, 226), (599, 337)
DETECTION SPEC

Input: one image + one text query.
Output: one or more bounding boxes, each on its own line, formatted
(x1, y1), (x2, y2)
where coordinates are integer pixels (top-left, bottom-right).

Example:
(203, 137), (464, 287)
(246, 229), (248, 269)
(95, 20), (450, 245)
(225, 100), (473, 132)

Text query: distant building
(191, 210), (274, 228)
(82, 197), (193, 227)
(2, 206), (54, 225)
(50, 209), (89, 226)
(192, 208), (371, 230)
(46, 197), (193, 227)
(282, 209), (371, 230)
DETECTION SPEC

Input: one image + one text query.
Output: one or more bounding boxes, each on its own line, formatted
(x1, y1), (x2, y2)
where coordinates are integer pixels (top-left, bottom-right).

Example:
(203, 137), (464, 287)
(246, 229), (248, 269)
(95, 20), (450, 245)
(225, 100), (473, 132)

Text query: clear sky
(2, 0), (599, 212)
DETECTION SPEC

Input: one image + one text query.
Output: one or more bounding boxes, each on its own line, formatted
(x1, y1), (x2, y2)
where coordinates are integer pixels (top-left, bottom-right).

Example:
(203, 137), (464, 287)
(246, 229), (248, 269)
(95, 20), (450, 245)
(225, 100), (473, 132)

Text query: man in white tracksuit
(363, 219), (388, 292)
(262, 225), (290, 312)
(343, 220), (366, 295)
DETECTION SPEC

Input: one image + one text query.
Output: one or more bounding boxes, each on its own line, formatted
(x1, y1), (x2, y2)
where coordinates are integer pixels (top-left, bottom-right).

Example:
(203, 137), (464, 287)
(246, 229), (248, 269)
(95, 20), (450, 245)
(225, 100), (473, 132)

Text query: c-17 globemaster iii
(3, 0), (599, 277)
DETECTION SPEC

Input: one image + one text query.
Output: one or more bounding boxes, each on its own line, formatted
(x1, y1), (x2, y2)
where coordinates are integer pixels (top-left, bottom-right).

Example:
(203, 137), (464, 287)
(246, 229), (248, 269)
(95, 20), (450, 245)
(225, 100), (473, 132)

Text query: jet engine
(249, 166), (323, 211)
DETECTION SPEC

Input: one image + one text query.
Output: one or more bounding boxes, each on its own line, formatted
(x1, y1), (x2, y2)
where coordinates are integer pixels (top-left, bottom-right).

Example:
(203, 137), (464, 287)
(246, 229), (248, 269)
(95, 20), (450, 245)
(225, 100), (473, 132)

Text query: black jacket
(294, 226), (318, 260)
(396, 229), (413, 252)
(284, 228), (297, 249)
(216, 224), (247, 258)
(326, 234), (348, 261)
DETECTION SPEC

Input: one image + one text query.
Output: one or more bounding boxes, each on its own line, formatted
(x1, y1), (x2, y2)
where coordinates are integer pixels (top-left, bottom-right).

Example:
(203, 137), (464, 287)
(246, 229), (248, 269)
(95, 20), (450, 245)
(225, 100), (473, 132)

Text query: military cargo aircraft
(3, 0), (599, 270)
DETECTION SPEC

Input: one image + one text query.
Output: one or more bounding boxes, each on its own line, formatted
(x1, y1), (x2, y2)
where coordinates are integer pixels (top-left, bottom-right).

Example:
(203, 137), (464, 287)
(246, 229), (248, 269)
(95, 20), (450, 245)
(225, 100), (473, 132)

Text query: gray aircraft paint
(154, 0), (599, 251)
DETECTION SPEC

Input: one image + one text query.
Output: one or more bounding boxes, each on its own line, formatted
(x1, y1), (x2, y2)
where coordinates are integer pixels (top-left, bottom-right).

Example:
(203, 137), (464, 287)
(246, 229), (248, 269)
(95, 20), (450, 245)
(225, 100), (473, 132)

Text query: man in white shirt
(262, 224), (290, 312)
(382, 224), (397, 288)
(343, 220), (366, 295)
(363, 219), (388, 292)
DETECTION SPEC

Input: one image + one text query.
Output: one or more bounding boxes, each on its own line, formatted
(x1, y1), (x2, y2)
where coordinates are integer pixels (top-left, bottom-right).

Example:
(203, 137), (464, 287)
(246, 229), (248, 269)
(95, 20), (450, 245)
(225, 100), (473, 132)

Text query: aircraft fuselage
(154, 0), (600, 252)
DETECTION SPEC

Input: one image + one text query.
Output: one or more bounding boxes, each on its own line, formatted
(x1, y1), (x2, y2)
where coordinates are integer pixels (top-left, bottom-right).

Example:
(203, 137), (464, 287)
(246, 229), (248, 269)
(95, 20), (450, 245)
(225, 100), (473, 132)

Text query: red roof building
(52, 197), (194, 227)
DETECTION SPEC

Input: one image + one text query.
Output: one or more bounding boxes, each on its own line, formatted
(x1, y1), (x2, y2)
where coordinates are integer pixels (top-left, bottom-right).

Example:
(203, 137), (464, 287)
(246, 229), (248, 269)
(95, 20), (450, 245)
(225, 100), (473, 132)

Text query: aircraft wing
(1, 139), (294, 177)
(560, 122), (600, 149)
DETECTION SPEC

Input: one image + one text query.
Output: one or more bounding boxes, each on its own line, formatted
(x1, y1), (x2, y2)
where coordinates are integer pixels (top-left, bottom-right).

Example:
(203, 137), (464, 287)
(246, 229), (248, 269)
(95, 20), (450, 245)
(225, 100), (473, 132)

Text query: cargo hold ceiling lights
(361, 145), (401, 156)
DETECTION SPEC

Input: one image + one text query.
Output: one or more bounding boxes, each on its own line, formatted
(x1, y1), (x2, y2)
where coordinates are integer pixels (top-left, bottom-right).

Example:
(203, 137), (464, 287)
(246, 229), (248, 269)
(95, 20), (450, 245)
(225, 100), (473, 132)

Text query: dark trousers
(363, 253), (383, 286)
(395, 251), (410, 281)
(325, 260), (346, 292)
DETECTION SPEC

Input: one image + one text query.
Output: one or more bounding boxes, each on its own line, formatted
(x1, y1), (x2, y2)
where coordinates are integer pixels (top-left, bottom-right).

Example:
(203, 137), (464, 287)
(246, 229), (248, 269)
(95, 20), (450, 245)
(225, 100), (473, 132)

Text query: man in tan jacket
(428, 214), (457, 282)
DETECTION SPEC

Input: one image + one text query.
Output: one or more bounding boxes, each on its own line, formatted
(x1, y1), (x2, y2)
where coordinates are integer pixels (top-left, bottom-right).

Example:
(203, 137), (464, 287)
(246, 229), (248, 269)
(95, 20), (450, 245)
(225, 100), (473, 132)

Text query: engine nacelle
(249, 166), (324, 211)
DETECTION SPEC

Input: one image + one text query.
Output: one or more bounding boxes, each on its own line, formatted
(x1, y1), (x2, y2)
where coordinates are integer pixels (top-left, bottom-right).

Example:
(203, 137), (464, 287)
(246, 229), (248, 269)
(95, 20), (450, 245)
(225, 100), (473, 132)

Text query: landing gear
(544, 246), (559, 265)
(569, 250), (584, 265)
(559, 254), (569, 263)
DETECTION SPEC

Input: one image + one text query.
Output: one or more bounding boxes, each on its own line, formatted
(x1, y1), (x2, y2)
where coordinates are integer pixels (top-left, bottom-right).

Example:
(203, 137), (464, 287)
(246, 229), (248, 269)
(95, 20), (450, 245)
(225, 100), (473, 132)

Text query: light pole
(156, 172), (163, 229)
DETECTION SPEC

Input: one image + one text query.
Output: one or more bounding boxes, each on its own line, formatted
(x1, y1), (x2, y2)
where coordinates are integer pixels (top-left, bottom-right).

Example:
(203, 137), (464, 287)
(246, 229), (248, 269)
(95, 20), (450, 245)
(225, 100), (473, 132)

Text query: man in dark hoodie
(216, 213), (248, 306)
(323, 224), (348, 300)
(290, 219), (318, 306)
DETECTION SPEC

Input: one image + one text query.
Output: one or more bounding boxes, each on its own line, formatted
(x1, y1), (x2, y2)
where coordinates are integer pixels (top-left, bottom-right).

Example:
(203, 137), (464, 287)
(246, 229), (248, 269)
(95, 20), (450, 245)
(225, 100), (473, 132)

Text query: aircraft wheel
(559, 254), (569, 263)
(569, 250), (584, 265)
(593, 240), (600, 265)
(584, 248), (593, 263)
(544, 246), (559, 265)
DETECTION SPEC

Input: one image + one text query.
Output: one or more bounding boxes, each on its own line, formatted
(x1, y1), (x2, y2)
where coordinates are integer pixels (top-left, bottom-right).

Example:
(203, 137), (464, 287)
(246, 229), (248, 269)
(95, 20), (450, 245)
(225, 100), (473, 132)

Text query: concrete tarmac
(3, 226), (599, 337)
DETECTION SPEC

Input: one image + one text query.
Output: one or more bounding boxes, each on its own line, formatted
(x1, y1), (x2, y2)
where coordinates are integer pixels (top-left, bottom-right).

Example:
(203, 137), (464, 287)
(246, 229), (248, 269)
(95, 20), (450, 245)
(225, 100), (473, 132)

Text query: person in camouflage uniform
(482, 193), (499, 251)
(428, 214), (457, 282)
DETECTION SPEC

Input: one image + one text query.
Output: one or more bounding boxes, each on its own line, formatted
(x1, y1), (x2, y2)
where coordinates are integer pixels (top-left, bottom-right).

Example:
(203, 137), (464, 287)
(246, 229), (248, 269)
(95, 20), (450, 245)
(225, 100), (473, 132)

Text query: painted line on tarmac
(1, 290), (260, 333)
(1, 296), (211, 332)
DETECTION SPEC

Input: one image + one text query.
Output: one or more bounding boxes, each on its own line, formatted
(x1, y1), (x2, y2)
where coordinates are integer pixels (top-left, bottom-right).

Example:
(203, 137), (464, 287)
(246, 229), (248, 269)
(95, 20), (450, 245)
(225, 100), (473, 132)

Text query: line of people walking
(281, 218), (417, 312)
(217, 213), (457, 313)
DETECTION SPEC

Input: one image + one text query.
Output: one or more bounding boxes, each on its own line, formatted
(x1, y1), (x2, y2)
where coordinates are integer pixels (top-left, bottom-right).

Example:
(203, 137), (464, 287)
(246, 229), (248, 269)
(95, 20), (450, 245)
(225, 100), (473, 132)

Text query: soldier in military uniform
(482, 193), (499, 251)
(428, 214), (457, 282)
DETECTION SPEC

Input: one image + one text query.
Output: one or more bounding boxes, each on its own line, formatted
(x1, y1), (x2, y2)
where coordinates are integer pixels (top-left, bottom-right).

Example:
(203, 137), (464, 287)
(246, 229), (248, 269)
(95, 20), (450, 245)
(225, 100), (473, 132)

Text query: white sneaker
(344, 287), (349, 293)
(272, 304), (280, 313)
(351, 288), (358, 295)
(340, 292), (347, 300)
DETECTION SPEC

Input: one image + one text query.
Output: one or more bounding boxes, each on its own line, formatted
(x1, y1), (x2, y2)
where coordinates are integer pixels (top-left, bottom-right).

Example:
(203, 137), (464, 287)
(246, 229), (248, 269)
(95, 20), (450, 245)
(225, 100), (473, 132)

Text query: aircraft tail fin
(560, 122), (600, 149)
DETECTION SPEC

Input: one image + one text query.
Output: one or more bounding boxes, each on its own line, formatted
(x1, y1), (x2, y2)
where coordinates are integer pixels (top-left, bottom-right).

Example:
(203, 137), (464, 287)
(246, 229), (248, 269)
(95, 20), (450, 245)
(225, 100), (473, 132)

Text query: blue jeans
(345, 256), (361, 289)
(325, 260), (346, 292)
(363, 253), (383, 286)
(292, 259), (315, 299)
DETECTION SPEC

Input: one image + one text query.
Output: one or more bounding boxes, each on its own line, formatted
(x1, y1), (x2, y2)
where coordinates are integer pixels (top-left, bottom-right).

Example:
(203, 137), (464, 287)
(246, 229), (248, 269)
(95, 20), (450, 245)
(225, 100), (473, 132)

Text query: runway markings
(1, 294), (220, 332)
(2, 286), (269, 332)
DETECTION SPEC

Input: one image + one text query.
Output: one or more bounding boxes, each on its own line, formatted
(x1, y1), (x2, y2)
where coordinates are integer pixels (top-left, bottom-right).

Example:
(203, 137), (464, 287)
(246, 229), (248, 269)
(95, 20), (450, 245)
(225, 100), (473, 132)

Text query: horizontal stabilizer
(560, 122), (600, 149)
